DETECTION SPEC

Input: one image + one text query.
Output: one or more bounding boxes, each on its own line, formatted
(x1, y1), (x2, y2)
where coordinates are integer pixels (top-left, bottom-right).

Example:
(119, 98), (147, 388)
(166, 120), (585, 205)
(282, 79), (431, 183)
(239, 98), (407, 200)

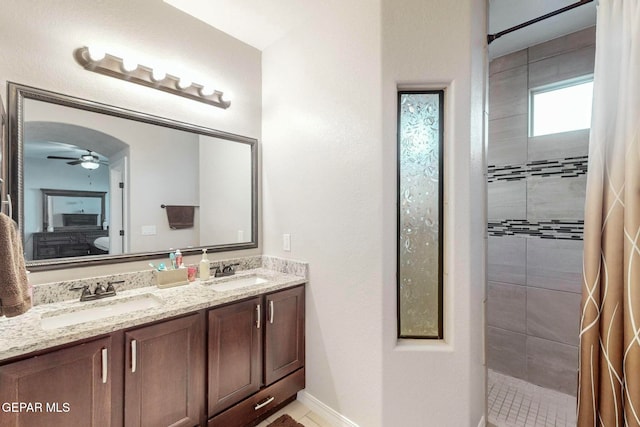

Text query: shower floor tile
(488, 369), (576, 427)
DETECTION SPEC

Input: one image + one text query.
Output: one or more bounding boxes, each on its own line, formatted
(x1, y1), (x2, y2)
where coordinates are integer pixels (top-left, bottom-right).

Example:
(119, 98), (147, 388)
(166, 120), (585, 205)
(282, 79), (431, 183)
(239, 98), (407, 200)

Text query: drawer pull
(131, 339), (137, 373)
(256, 304), (261, 329)
(254, 396), (275, 410)
(101, 348), (108, 384)
(269, 300), (274, 324)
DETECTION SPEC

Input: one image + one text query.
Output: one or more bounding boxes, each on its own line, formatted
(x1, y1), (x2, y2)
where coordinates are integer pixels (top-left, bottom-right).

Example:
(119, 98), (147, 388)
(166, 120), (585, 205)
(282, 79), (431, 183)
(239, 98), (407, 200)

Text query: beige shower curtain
(577, 1), (640, 426)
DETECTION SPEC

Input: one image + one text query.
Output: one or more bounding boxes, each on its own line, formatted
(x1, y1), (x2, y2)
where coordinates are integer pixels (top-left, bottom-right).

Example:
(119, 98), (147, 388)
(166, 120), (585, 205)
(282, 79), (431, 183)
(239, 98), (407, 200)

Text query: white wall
(199, 136), (253, 244)
(0, 0), (262, 283)
(381, 1), (487, 425)
(263, 0), (486, 425)
(262, 1), (384, 425)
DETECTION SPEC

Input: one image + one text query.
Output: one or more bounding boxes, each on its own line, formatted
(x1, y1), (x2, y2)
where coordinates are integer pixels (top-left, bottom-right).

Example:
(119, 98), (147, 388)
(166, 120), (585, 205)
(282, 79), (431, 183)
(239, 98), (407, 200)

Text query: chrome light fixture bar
(74, 46), (231, 109)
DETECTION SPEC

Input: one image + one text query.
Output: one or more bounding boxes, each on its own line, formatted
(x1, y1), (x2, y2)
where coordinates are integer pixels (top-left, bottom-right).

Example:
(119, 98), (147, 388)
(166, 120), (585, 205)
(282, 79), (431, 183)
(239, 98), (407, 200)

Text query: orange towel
(0, 212), (31, 317)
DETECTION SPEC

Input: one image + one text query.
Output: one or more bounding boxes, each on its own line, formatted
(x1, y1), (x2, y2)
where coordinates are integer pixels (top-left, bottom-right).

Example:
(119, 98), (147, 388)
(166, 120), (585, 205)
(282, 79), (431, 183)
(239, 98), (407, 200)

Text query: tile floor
(488, 369), (577, 427)
(257, 371), (577, 427)
(257, 399), (333, 427)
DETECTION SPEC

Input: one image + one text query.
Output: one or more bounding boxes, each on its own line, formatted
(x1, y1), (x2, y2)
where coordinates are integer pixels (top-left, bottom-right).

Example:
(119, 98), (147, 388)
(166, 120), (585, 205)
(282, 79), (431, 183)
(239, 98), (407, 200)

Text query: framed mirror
(41, 188), (106, 232)
(8, 82), (258, 270)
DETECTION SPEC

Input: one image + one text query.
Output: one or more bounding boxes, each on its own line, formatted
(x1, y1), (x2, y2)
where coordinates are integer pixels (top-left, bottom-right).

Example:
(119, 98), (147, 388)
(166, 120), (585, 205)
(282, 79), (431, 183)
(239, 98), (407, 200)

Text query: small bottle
(187, 265), (197, 282)
(175, 249), (183, 268)
(199, 249), (210, 280)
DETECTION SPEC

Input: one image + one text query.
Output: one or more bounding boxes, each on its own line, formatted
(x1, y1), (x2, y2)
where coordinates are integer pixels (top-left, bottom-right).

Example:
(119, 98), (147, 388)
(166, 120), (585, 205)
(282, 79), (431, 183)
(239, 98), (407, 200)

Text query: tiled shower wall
(486, 27), (595, 396)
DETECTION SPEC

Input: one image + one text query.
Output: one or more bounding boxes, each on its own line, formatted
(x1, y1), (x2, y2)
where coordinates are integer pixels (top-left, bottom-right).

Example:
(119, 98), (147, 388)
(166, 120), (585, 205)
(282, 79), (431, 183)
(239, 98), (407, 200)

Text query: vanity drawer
(207, 368), (305, 427)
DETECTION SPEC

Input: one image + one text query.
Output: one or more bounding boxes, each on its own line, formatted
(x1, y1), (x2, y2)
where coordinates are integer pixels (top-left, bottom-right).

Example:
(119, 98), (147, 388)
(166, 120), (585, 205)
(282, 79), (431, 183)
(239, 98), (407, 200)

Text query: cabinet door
(0, 337), (114, 427)
(264, 286), (305, 385)
(208, 297), (262, 416)
(124, 313), (204, 427)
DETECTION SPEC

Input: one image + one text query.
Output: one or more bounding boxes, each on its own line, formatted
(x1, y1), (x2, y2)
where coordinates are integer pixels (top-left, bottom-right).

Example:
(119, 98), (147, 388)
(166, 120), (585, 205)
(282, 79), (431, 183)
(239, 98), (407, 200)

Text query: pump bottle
(199, 249), (210, 280)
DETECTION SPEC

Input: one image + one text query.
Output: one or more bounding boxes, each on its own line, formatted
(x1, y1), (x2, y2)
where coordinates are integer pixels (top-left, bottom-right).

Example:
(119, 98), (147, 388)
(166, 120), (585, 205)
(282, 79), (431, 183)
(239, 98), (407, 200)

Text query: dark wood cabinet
(207, 285), (305, 426)
(32, 230), (109, 260)
(264, 286), (305, 386)
(207, 368), (305, 427)
(208, 297), (262, 416)
(0, 336), (118, 427)
(0, 284), (304, 427)
(124, 313), (205, 427)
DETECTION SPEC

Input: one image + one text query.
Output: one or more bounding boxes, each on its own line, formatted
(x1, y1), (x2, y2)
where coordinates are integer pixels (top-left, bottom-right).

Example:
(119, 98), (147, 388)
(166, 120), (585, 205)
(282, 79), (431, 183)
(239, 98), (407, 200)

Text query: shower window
(397, 90), (444, 339)
(530, 77), (593, 137)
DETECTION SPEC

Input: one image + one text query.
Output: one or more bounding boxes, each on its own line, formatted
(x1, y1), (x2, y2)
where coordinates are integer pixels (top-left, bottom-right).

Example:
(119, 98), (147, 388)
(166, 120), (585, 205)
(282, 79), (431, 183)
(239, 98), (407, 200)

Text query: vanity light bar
(74, 46), (231, 109)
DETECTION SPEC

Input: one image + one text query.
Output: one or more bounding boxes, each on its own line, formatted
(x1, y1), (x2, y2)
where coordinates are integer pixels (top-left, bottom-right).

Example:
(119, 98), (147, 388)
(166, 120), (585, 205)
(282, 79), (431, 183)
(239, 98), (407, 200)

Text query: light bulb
(81, 161), (100, 170)
(151, 67), (166, 82)
(177, 77), (192, 90)
(122, 58), (138, 72)
(221, 90), (232, 103)
(199, 85), (215, 96)
(87, 46), (106, 62)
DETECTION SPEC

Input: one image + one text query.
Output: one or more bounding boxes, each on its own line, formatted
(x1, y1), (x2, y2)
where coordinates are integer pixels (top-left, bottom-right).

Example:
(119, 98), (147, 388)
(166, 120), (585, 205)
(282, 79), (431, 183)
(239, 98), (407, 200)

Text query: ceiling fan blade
(67, 160), (82, 165)
(47, 155), (78, 160)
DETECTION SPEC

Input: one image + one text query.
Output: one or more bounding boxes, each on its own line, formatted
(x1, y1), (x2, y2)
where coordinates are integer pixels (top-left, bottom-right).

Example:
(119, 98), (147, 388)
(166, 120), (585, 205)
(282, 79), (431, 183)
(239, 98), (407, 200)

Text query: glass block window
(530, 77), (593, 137)
(397, 90), (444, 339)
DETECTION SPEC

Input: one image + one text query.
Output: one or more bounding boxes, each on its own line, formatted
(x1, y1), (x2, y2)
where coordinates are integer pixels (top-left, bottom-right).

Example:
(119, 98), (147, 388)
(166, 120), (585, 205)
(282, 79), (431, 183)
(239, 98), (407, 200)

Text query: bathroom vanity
(0, 78), (290, 426)
(0, 263), (306, 427)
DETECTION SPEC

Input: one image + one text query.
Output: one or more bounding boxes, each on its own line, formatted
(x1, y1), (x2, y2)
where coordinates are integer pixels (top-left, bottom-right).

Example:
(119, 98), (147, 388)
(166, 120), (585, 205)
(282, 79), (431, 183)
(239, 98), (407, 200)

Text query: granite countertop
(0, 268), (305, 363)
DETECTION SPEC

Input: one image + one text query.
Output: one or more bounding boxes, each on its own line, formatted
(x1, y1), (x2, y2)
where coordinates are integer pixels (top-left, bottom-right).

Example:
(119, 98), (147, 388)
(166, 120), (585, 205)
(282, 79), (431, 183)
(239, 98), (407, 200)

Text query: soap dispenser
(199, 249), (210, 280)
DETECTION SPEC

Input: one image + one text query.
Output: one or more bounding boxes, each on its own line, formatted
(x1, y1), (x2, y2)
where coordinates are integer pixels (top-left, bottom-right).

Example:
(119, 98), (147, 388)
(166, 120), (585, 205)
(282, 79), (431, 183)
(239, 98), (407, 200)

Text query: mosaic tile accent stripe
(488, 220), (584, 240)
(488, 156), (588, 183)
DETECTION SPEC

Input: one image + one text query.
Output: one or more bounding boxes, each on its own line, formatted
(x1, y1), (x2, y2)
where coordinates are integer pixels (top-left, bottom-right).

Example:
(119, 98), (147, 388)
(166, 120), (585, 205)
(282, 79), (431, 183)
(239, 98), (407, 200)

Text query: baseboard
(297, 391), (359, 427)
(298, 391), (485, 427)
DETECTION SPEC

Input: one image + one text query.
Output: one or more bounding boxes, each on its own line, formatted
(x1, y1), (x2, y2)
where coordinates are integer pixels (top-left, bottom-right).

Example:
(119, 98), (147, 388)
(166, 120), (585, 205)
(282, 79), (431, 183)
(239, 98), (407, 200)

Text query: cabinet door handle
(101, 348), (108, 384)
(256, 304), (261, 329)
(269, 300), (274, 324)
(254, 396), (275, 410)
(131, 339), (137, 373)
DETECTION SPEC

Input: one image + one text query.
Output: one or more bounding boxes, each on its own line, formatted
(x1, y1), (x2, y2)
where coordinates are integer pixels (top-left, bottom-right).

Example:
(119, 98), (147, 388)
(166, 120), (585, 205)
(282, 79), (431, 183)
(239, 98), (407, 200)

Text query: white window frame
(529, 75), (594, 137)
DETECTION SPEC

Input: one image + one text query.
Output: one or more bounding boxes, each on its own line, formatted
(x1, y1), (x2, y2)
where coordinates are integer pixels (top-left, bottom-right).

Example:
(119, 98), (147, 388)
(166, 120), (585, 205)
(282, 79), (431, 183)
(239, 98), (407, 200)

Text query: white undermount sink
(209, 275), (269, 292)
(40, 294), (163, 330)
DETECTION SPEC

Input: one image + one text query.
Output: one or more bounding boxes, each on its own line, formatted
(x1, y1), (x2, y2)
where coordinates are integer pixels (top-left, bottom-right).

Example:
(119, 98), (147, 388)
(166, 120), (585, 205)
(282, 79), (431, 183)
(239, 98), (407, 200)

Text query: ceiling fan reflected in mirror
(47, 150), (108, 170)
